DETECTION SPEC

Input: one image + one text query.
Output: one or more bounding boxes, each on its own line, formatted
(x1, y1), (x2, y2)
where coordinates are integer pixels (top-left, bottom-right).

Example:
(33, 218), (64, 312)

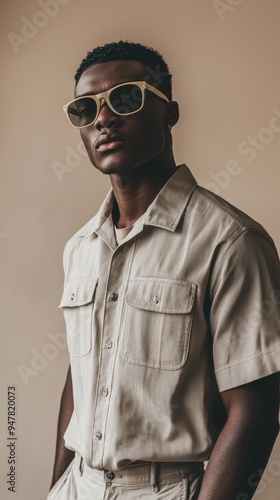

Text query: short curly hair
(75, 40), (173, 100)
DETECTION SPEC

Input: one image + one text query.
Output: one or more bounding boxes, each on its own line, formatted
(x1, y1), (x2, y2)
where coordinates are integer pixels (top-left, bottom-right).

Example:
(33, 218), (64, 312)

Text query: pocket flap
(126, 278), (196, 313)
(58, 279), (98, 309)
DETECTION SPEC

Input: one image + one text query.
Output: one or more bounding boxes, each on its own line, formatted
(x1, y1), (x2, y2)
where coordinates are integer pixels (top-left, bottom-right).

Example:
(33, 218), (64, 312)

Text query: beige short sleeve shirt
(59, 164), (280, 472)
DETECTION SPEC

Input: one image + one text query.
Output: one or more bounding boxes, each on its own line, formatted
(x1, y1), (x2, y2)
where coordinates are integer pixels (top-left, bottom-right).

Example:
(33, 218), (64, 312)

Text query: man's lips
(95, 132), (127, 152)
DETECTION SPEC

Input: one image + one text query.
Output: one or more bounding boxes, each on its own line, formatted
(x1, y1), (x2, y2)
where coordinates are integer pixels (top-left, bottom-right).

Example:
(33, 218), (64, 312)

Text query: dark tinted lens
(68, 97), (97, 127)
(110, 84), (143, 114)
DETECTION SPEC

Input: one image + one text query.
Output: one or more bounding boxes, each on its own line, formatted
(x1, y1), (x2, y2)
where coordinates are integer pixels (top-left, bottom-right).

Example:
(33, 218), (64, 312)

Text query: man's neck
(110, 157), (177, 229)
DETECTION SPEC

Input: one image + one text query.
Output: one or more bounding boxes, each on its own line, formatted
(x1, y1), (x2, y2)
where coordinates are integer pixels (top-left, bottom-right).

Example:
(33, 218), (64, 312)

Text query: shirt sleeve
(210, 228), (280, 392)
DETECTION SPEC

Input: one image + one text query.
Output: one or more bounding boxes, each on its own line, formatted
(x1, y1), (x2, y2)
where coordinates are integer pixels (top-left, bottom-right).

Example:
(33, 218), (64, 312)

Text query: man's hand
(198, 373), (279, 499)
(49, 365), (75, 490)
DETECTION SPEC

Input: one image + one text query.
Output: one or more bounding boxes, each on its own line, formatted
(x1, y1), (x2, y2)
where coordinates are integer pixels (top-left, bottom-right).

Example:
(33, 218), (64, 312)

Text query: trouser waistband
(75, 454), (204, 493)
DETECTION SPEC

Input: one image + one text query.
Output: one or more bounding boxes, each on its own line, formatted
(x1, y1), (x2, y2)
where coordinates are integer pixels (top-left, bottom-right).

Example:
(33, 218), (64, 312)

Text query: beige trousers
(47, 454), (204, 500)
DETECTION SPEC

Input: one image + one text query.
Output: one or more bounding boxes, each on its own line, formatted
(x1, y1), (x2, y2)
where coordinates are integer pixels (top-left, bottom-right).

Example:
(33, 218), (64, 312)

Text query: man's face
(75, 60), (170, 175)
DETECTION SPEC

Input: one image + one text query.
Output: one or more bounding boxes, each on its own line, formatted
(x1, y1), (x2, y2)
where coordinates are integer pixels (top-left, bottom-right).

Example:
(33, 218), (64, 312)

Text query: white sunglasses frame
(63, 80), (170, 128)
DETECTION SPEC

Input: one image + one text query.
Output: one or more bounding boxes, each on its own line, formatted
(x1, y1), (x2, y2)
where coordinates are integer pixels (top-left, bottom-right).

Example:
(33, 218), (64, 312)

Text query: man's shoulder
(63, 212), (99, 254)
(192, 184), (266, 235)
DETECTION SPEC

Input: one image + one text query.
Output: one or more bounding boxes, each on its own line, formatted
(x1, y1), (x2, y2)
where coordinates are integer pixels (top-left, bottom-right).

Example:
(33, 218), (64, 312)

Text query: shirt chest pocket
(121, 278), (196, 370)
(58, 279), (98, 357)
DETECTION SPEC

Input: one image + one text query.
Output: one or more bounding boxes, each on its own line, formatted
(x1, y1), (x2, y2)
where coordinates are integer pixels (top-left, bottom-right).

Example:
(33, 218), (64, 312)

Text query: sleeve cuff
(215, 344), (280, 392)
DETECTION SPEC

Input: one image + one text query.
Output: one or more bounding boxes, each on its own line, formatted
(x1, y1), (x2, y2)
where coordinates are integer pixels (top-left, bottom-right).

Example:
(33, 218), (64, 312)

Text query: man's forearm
(198, 414), (277, 499)
(198, 375), (279, 500)
(50, 365), (75, 490)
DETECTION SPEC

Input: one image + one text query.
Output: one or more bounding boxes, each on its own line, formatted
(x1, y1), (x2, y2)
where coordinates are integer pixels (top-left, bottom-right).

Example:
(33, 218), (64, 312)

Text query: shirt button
(102, 388), (109, 397)
(96, 431), (102, 440)
(71, 293), (75, 300)
(106, 471), (115, 480)
(105, 340), (113, 349)
(109, 292), (118, 302)
(153, 295), (160, 304)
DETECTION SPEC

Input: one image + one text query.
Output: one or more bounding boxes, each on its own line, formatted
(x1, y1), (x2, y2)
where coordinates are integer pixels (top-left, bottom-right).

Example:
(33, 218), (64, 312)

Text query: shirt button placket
(93, 291), (118, 460)
(93, 250), (130, 468)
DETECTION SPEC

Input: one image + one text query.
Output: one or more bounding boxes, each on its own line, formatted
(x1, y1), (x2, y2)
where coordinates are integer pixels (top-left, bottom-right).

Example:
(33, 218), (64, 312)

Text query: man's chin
(91, 153), (162, 176)
(92, 159), (138, 176)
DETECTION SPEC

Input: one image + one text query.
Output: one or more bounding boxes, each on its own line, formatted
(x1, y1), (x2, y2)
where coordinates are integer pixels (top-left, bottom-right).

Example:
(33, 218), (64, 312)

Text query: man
(48, 41), (280, 499)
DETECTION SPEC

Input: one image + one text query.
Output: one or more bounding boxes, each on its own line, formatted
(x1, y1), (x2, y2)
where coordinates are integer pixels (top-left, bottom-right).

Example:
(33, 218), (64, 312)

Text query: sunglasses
(63, 81), (169, 128)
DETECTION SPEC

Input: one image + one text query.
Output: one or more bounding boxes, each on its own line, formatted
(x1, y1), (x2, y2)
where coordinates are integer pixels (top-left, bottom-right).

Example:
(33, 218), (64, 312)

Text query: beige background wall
(1, 0), (280, 498)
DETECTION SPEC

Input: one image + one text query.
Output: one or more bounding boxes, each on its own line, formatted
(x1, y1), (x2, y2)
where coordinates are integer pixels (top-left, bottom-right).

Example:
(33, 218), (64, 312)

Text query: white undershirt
(114, 225), (134, 246)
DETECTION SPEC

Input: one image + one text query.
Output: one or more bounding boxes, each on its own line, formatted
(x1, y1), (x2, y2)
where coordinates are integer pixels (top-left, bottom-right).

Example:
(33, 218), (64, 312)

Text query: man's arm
(49, 365), (75, 490)
(198, 373), (280, 500)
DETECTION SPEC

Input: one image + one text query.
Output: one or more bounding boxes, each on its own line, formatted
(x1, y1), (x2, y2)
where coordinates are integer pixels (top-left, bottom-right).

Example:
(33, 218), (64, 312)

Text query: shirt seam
(215, 343), (280, 373)
(209, 228), (272, 296)
(197, 188), (260, 227)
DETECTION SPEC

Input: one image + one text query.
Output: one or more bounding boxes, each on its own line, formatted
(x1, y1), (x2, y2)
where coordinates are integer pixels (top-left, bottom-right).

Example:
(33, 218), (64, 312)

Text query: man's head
(65, 41), (179, 176)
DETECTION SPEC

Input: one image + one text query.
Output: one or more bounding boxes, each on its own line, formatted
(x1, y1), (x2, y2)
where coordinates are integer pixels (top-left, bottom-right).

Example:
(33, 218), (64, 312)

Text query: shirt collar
(78, 164), (197, 238)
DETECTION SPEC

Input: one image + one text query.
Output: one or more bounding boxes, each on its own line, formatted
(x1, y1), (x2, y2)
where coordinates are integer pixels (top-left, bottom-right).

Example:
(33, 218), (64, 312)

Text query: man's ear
(164, 101), (179, 129)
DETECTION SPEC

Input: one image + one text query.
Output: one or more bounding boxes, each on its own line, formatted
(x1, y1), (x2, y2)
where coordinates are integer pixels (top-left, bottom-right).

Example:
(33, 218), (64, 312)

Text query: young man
(48, 41), (280, 499)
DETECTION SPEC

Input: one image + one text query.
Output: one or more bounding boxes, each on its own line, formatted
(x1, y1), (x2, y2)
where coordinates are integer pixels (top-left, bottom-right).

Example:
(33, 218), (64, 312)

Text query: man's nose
(94, 98), (122, 130)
